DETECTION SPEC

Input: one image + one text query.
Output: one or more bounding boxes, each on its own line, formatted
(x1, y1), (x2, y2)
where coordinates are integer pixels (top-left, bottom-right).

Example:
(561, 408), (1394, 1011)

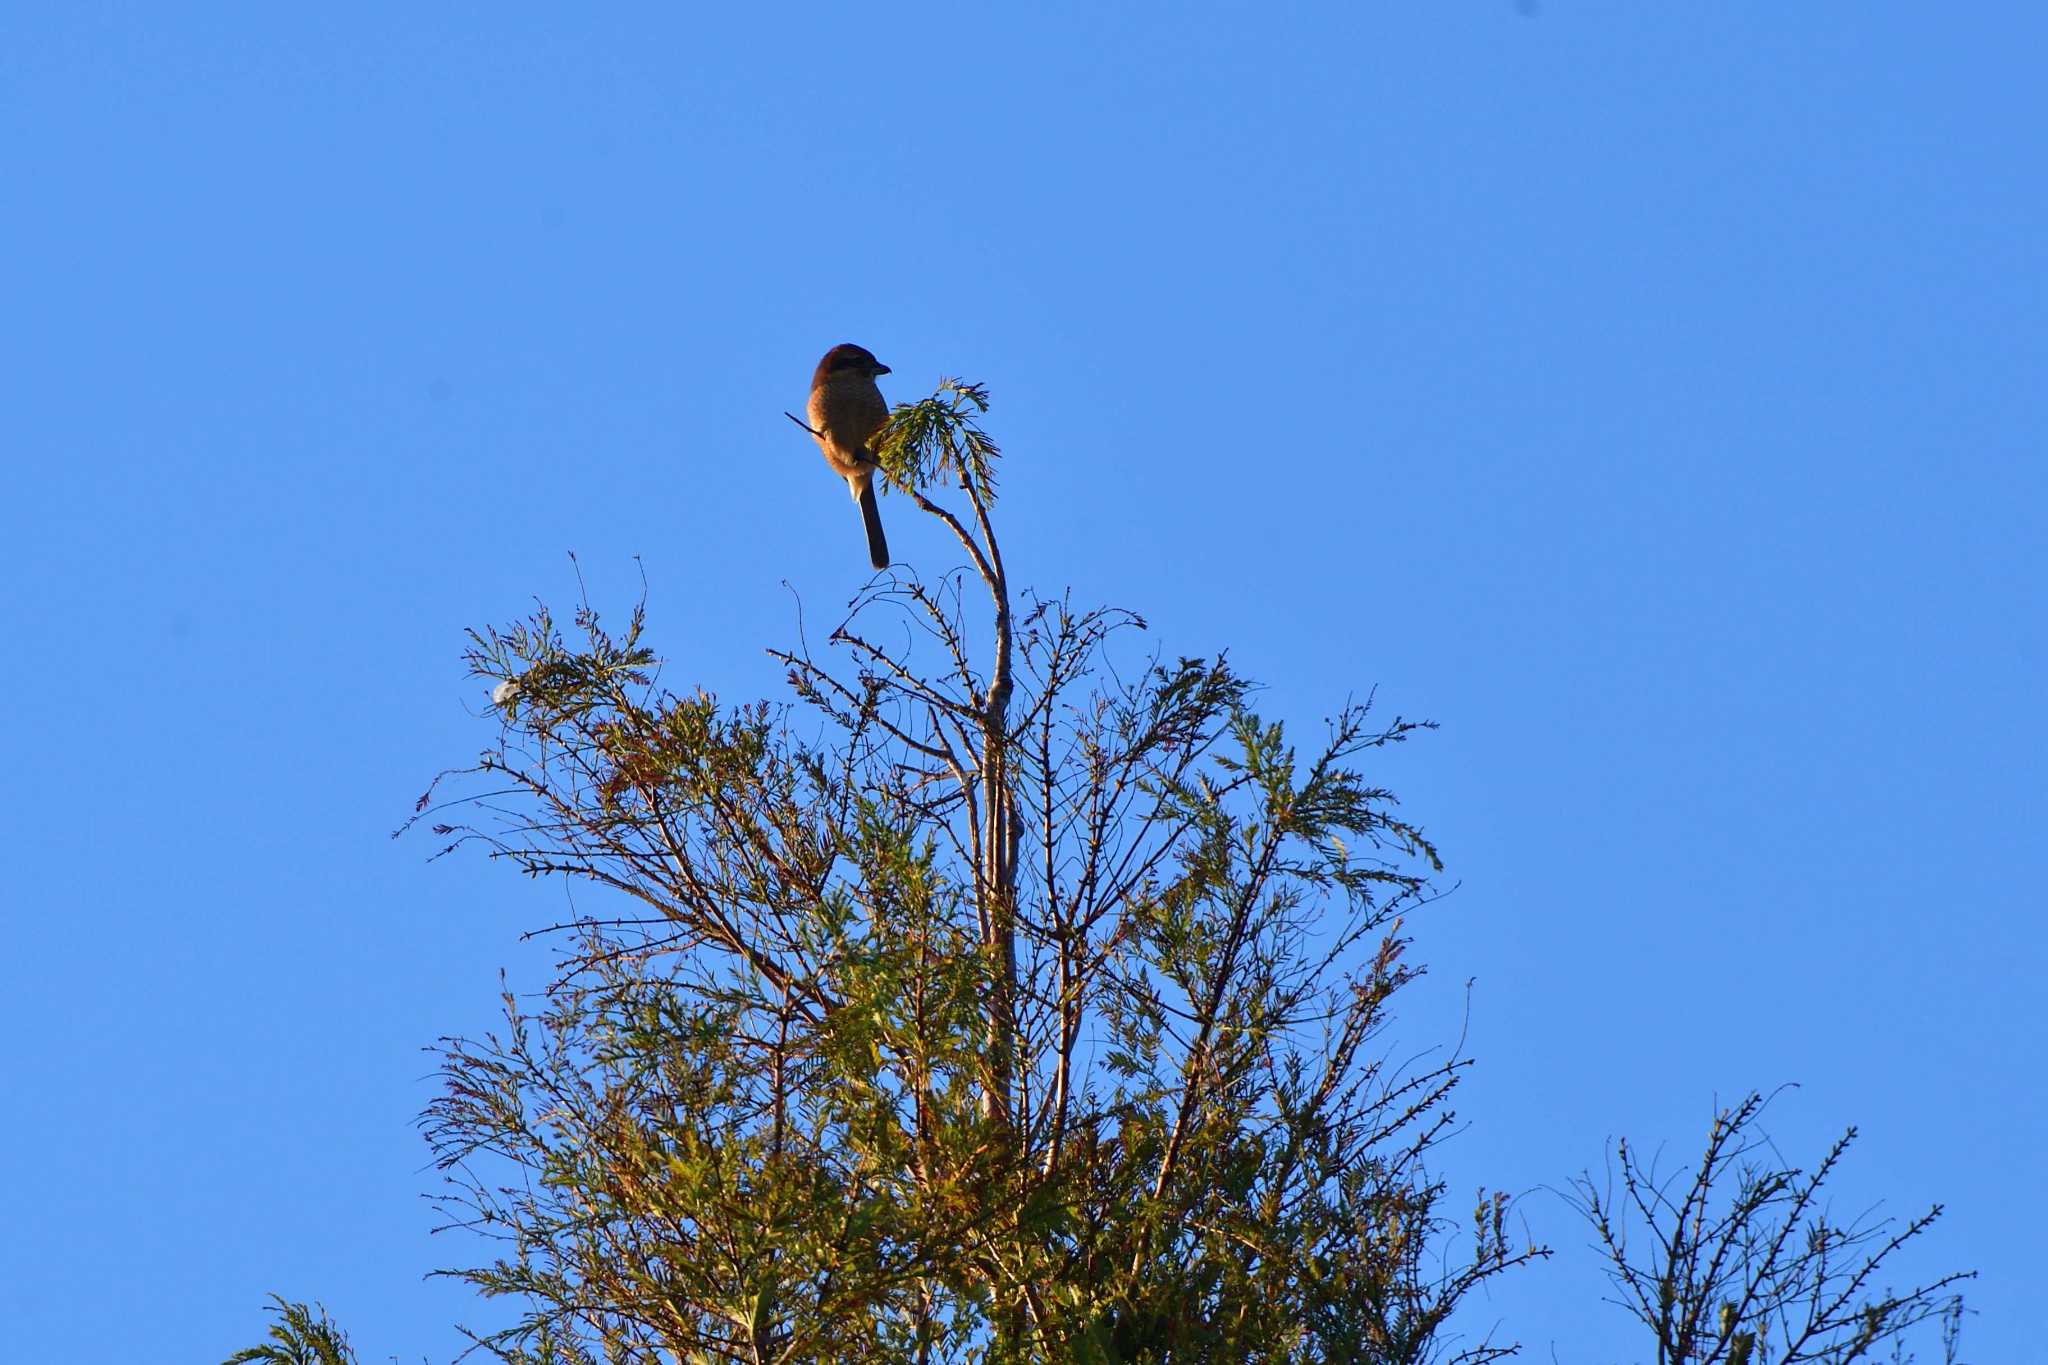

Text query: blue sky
(3, 5), (2040, 1360)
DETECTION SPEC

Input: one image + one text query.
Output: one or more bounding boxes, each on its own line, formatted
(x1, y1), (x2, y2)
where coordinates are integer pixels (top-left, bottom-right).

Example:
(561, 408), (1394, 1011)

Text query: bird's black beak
(874, 362), (892, 375)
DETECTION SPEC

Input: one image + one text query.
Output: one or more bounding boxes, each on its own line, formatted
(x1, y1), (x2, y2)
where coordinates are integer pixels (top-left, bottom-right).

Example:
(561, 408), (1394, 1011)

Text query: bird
(806, 342), (893, 571)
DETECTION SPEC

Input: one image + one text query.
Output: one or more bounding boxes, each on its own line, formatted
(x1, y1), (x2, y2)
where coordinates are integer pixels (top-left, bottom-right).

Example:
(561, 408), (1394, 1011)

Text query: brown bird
(807, 342), (892, 571)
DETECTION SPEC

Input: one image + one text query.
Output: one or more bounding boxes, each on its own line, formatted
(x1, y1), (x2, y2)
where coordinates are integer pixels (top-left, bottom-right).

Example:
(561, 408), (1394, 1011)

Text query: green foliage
(876, 379), (1001, 499)
(224, 1295), (359, 1365)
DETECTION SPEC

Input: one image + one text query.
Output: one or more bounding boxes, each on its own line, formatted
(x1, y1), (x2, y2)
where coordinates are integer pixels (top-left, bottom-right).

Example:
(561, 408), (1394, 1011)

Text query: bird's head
(815, 343), (891, 384)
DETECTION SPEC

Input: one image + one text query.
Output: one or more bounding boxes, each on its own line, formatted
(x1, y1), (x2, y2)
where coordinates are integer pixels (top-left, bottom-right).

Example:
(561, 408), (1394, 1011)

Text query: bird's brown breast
(808, 374), (888, 478)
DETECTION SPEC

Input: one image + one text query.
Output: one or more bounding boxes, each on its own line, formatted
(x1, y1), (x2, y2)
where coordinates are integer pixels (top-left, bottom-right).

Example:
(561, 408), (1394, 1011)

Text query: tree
(1567, 1089), (1973, 1365)
(231, 380), (1971, 1364)
(400, 379), (1541, 1362)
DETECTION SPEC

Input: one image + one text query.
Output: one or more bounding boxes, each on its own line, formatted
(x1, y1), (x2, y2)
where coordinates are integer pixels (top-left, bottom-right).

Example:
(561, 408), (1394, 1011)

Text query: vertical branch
(967, 464), (1016, 1135)
(771, 990), (791, 1163)
(1036, 642), (1079, 1179)
(907, 463), (1016, 1134)
(897, 404), (1023, 1348)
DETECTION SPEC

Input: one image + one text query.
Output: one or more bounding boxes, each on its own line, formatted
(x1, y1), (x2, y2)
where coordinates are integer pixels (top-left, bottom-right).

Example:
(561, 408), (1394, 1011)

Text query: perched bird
(806, 342), (892, 570)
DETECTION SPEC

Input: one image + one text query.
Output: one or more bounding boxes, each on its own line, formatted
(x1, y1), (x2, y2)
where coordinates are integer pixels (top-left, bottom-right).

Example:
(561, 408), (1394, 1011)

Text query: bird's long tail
(857, 477), (889, 570)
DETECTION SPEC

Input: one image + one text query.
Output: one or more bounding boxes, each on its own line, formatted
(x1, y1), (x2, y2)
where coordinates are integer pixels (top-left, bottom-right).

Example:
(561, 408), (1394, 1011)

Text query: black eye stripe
(815, 344), (881, 383)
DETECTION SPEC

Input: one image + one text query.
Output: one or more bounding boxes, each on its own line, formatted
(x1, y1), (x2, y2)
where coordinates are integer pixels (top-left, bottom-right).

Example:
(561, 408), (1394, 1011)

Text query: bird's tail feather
(858, 480), (889, 570)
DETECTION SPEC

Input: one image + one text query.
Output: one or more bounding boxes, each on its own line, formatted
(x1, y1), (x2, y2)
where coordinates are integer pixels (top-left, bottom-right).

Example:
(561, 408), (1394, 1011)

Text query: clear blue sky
(4, 5), (2039, 1360)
